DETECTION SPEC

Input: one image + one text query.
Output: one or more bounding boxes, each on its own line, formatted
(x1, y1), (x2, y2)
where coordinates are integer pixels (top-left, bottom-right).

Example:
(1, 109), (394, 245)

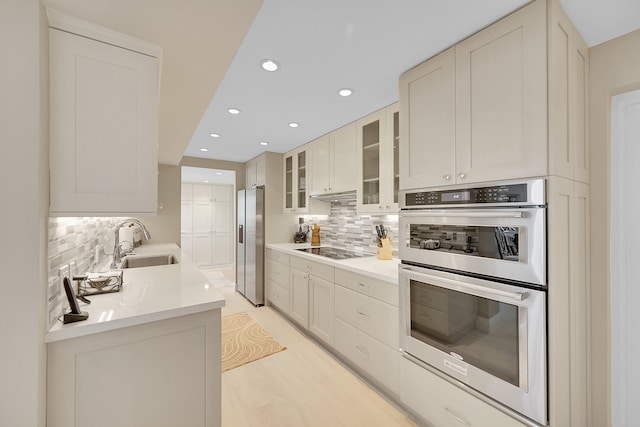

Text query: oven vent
(309, 190), (356, 202)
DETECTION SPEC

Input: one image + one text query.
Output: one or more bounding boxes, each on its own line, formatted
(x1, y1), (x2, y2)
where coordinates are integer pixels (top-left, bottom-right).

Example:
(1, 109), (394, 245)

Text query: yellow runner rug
(221, 312), (286, 372)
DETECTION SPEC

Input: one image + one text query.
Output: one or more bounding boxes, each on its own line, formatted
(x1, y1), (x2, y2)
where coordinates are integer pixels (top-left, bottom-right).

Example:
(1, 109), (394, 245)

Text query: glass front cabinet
(283, 149), (309, 213)
(356, 103), (399, 214)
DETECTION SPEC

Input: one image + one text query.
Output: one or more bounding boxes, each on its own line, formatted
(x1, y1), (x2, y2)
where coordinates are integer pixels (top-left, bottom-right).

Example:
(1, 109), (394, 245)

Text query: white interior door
(611, 89), (640, 427)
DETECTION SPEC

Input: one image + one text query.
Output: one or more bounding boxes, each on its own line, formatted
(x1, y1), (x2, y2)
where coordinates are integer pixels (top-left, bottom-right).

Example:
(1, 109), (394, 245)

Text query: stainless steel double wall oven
(399, 178), (547, 426)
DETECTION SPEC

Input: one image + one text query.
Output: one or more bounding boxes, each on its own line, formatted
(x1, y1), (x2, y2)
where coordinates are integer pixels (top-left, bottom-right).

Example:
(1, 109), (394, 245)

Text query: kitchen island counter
(267, 243), (399, 284)
(46, 243), (224, 427)
(46, 243), (225, 343)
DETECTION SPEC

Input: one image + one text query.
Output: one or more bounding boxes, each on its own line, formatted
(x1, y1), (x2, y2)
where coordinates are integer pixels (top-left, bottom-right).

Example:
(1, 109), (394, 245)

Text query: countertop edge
(266, 243), (399, 284)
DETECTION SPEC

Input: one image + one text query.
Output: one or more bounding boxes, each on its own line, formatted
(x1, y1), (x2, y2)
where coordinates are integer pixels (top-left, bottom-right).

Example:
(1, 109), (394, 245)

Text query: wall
(138, 164), (181, 245)
(304, 200), (399, 255)
(0, 1), (48, 426)
(589, 28), (640, 427)
(46, 217), (125, 327)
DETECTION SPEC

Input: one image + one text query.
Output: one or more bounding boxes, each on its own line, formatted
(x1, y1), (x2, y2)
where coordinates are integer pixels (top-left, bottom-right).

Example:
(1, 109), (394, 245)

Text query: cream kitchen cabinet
(48, 15), (160, 216)
(245, 154), (266, 188)
(181, 184), (233, 267)
(309, 122), (358, 195)
(400, 0), (588, 190)
(401, 356), (527, 427)
(288, 256), (335, 345)
(399, 48), (456, 191)
(266, 249), (290, 315)
(283, 149), (309, 213)
(548, 0), (590, 184)
(356, 103), (399, 214)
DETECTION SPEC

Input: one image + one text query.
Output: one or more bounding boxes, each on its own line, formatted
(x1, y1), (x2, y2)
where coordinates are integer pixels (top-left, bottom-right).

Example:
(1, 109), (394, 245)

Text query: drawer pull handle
(356, 345), (369, 357)
(305, 265), (312, 270)
(357, 310), (369, 317)
(357, 281), (369, 288)
(444, 407), (471, 426)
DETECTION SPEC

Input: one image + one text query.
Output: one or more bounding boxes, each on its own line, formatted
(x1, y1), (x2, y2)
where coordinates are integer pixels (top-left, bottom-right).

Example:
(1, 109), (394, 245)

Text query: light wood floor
(218, 286), (419, 427)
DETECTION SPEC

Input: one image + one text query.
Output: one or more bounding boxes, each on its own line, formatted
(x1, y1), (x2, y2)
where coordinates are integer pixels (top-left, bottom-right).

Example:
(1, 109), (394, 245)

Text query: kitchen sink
(119, 254), (179, 269)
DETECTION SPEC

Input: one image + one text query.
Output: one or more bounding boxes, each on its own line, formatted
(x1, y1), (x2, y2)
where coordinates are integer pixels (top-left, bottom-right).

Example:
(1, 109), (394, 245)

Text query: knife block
(311, 224), (321, 247)
(376, 237), (393, 260)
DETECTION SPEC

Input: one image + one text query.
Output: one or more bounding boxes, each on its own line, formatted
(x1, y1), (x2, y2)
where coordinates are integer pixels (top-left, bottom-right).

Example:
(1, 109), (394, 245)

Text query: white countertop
(46, 243), (226, 343)
(266, 243), (400, 284)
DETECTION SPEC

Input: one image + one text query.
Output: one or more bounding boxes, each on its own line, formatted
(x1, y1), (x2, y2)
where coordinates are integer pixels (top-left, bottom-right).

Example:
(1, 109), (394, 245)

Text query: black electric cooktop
(296, 247), (373, 260)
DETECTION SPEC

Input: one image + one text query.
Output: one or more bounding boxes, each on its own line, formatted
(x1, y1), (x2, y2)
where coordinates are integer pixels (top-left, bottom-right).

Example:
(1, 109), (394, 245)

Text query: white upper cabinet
(455, 0), (547, 185)
(48, 13), (160, 216)
(283, 149), (309, 214)
(309, 122), (358, 195)
(400, 0), (588, 191)
(246, 154), (266, 188)
(399, 48), (456, 190)
(357, 103), (399, 213)
(548, 0), (590, 184)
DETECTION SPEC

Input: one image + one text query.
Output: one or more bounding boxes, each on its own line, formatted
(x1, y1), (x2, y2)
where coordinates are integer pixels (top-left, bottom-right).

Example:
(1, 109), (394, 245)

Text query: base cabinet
(266, 249), (290, 315)
(47, 311), (221, 427)
(401, 356), (527, 427)
(334, 318), (400, 395)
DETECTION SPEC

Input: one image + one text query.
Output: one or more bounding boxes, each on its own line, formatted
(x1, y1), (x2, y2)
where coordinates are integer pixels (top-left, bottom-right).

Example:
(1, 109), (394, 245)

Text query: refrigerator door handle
(238, 224), (244, 243)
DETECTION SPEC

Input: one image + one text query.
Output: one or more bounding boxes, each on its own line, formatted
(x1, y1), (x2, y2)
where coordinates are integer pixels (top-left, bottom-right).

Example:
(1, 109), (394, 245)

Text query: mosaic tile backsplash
(303, 200), (399, 255)
(46, 201), (397, 328)
(47, 217), (125, 327)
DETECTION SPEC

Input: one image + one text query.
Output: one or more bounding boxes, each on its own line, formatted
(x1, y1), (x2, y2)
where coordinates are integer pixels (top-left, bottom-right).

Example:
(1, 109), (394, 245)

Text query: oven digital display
(441, 190), (470, 202)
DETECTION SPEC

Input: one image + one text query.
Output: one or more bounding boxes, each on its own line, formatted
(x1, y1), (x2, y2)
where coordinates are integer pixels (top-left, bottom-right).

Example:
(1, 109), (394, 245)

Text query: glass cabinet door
(361, 118), (381, 206)
(285, 155), (293, 210)
(297, 151), (306, 209)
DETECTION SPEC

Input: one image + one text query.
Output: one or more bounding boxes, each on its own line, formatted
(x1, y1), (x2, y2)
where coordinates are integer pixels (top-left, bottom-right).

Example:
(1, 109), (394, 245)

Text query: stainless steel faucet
(110, 219), (151, 269)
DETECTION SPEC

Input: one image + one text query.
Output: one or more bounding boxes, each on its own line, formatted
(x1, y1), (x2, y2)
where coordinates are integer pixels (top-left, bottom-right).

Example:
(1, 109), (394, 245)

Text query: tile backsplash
(47, 217), (124, 327)
(303, 200), (399, 255)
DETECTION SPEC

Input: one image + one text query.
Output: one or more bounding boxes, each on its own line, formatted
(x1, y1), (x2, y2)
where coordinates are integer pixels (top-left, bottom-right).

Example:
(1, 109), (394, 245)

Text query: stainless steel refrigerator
(237, 186), (265, 306)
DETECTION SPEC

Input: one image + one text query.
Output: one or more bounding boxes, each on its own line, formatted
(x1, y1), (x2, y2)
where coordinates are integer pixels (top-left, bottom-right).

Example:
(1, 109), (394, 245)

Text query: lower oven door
(399, 263), (547, 425)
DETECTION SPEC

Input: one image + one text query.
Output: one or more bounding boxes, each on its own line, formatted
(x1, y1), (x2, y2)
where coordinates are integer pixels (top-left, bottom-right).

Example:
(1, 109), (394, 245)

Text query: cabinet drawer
(266, 260), (289, 289)
(335, 268), (398, 306)
(334, 318), (400, 395)
(267, 249), (289, 266)
(290, 256), (334, 282)
(335, 285), (399, 348)
(401, 356), (526, 427)
(268, 281), (289, 314)
(334, 318), (370, 371)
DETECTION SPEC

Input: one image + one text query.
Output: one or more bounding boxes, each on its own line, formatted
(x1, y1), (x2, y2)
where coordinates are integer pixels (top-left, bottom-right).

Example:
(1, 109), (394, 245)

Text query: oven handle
(400, 265), (528, 301)
(400, 210), (524, 219)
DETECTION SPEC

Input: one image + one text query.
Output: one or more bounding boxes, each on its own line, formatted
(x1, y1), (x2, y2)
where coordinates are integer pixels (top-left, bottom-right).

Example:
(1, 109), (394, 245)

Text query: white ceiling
(184, 0), (640, 164)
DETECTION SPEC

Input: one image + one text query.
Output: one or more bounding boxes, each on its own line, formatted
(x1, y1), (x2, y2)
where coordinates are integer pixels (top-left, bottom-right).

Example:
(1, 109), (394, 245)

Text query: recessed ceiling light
(209, 133), (220, 138)
(204, 180), (209, 183)
(260, 141), (269, 146)
(227, 108), (241, 115)
(199, 148), (209, 152)
(260, 59), (279, 72)
(338, 88), (353, 97)
(288, 122), (299, 128)
(216, 172), (222, 175)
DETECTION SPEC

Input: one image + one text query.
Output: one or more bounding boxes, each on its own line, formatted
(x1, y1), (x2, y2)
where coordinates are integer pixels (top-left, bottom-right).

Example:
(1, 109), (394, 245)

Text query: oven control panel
(404, 183), (531, 207)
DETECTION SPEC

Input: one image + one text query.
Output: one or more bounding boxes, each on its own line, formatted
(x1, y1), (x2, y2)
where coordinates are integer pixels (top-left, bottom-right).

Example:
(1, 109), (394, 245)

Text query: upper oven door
(399, 207), (546, 286)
